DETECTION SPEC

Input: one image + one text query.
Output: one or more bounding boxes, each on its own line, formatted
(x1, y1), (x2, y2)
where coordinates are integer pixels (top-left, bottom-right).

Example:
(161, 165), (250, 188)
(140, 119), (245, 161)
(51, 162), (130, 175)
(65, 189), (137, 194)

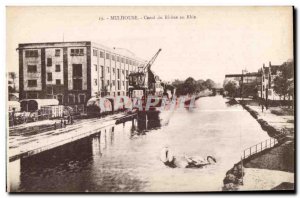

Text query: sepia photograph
(6, 6), (295, 192)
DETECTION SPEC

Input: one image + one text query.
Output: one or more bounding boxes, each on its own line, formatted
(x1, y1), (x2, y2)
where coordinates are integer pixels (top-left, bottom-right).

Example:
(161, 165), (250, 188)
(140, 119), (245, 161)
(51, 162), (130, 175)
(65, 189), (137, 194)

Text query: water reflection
(12, 96), (271, 192)
(130, 111), (162, 138)
(14, 113), (163, 192)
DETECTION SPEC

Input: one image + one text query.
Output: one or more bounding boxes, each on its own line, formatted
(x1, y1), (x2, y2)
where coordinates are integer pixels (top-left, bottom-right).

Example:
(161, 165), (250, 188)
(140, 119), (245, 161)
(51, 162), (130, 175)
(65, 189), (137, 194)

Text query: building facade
(259, 62), (282, 101)
(18, 41), (147, 105)
(224, 71), (261, 98)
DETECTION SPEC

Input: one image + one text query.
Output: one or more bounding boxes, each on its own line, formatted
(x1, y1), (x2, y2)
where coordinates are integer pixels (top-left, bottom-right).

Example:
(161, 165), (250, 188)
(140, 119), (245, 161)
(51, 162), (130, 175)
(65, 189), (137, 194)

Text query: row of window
(93, 49), (142, 66)
(25, 49), (61, 58)
(94, 79), (126, 89)
(25, 48), (143, 67)
(27, 64), (61, 72)
(27, 78), (62, 87)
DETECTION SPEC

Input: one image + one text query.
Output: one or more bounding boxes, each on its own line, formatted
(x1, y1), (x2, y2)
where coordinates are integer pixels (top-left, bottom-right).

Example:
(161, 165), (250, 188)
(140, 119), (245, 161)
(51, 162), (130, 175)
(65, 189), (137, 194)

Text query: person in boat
(160, 147), (216, 168)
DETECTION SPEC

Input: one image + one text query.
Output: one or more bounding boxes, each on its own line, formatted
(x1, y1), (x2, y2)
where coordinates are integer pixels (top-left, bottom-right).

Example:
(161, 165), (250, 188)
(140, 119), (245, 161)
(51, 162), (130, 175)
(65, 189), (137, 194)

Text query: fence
(10, 121), (67, 136)
(242, 132), (287, 160)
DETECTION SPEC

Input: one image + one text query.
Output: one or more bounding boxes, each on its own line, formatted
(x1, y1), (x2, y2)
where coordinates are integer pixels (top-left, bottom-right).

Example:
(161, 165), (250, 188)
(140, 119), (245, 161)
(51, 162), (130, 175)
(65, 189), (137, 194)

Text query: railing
(242, 132), (287, 160)
(10, 121), (68, 136)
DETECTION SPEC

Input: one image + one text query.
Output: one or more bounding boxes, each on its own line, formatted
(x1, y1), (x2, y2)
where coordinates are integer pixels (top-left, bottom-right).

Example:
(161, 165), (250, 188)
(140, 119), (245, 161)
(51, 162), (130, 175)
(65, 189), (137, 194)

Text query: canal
(13, 95), (271, 192)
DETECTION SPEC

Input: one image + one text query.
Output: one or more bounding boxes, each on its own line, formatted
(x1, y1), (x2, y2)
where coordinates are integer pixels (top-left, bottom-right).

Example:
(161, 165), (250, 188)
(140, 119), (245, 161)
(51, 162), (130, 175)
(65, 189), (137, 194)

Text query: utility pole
(241, 70), (244, 101)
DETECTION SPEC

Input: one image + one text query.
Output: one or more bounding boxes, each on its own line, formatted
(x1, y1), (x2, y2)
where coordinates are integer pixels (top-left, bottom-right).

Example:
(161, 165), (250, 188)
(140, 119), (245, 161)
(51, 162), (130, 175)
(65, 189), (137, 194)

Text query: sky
(6, 6), (293, 84)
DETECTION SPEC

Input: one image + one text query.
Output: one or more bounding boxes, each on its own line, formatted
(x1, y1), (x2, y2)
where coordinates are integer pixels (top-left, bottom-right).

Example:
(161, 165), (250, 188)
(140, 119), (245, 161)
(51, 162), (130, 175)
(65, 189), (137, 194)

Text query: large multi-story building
(18, 41), (147, 105)
(224, 71), (262, 97)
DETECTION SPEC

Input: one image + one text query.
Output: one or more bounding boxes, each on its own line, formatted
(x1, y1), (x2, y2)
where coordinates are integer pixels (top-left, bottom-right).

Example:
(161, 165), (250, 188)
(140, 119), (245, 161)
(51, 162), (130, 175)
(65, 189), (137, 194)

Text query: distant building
(260, 61), (286, 101)
(225, 71), (261, 97)
(17, 41), (147, 105)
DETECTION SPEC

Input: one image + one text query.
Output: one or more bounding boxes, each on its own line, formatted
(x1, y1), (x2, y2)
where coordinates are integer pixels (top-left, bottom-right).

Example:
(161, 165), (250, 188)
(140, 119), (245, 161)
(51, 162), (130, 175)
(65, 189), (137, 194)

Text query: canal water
(15, 96), (270, 192)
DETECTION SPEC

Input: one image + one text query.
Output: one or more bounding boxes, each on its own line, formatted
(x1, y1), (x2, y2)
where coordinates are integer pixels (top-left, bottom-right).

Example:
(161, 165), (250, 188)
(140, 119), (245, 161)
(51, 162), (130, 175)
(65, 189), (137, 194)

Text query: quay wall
(222, 98), (294, 191)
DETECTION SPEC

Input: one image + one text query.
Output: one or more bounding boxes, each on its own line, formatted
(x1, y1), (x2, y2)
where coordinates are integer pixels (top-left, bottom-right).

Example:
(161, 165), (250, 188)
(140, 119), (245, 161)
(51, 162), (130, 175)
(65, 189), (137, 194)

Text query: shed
(20, 99), (59, 112)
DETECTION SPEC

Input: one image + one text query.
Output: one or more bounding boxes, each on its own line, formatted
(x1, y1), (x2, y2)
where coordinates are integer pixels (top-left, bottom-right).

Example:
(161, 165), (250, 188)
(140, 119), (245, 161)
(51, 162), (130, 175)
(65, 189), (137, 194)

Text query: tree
(8, 72), (17, 93)
(183, 77), (197, 95)
(242, 81), (258, 98)
(205, 79), (216, 90)
(223, 79), (239, 97)
(273, 60), (294, 101)
(172, 77), (216, 96)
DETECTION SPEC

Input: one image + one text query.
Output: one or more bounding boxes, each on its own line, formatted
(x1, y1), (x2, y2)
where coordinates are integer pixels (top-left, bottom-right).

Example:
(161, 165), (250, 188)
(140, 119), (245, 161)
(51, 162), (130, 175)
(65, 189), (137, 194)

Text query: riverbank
(237, 98), (294, 139)
(222, 98), (294, 191)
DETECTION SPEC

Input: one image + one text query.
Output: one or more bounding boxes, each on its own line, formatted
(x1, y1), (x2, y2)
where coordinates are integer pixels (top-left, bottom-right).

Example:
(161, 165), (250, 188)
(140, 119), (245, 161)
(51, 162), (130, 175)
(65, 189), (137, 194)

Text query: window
(113, 68), (115, 74)
(47, 73), (52, 81)
(73, 79), (82, 90)
(117, 69), (120, 79)
(112, 55), (115, 61)
(117, 56), (120, 62)
(25, 50), (38, 58)
(70, 48), (84, 56)
(106, 53), (110, 59)
(47, 58), (52, 66)
(55, 64), (61, 72)
(100, 51), (104, 58)
(113, 80), (115, 86)
(101, 66), (104, 77)
(28, 80), (37, 87)
(55, 49), (61, 57)
(122, 81), (125, 87)
(122, 69), (124, 75)
(94, 64), (98, 71)
(56, 79), (61, 85)
(101, 80), (104, 89)
(94, 79), (98, 86)
(68, 95), (75, 104)
(126, 70), (128, 77)
(93, 49), (98, 56)
(126, 59), (128, 64)
(117, 81), (120, 90)
(46, 86), (53, 94)
(121, 58), (124, 63)
(57, 94), (63, 104)
(79, 94), (85, 104)
(27, 65), (37, 73)
(73, 64), (82, 77)
(107, 67), (110, 73)
(107, 80), (110, 86)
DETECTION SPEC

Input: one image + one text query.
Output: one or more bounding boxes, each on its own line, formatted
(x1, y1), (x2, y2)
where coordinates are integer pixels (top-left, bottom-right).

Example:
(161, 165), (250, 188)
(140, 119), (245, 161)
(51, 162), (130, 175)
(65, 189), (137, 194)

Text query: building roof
(225, 72), (260, 78)
(17, 41), (147, 63)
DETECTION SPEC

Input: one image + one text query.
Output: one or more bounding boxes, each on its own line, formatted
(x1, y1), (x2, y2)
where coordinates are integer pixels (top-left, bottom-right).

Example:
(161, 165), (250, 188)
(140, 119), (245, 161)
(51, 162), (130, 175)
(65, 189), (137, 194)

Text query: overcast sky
(6, 6), (293, 84)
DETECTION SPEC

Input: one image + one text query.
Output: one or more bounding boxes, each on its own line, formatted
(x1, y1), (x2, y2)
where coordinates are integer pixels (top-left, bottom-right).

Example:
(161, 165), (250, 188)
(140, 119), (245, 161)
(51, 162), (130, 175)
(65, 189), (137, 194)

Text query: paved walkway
(250, 105), (294, 135)
(235, 99), (294, 137)
(239, 168), (294, 191)
(8, 113), (133, 162)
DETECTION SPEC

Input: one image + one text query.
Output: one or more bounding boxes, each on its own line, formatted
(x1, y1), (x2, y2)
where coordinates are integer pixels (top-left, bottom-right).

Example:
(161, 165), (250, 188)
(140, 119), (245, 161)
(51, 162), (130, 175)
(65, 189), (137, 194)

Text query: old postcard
(6, 6), (295, 192)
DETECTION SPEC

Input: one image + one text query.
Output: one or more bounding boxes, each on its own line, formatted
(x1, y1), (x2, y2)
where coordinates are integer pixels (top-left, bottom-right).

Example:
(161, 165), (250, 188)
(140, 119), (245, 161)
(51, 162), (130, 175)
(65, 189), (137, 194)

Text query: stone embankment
(222, 98), (294, 191)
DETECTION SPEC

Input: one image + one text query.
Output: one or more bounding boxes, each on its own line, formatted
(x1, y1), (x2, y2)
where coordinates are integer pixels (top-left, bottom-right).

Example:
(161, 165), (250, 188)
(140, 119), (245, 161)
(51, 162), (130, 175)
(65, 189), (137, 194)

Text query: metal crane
(140, 48), (162, 74)
(129, 49), (162, 88)
(128, 49), (162, 98)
